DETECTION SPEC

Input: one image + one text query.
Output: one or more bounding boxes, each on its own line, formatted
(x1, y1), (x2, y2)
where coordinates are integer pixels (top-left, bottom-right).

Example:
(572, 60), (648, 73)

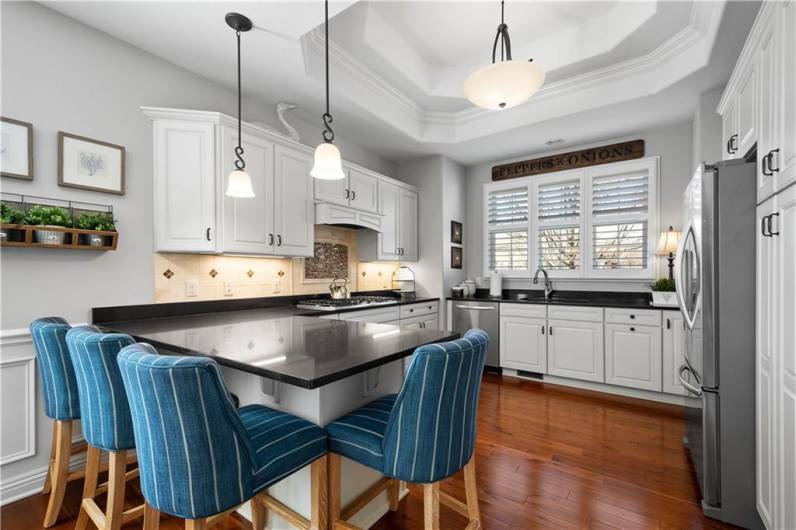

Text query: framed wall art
(451, 246), (463, 269)
(58, 131), (125, 194)
(451, 220), (462, 244)
(0, 117), (34, 180)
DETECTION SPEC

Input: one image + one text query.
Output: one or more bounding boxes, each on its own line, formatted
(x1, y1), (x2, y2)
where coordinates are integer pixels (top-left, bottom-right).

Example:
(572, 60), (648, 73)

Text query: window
(486, 186), (529, 272)
(483, 157), (658, 279)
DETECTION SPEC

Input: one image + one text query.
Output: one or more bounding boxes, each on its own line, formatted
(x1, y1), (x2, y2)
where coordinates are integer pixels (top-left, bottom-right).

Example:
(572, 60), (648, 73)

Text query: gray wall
(465, 121), (694, 292)
(441, 157), (467, 294)
(692, 87), (724, 171)
(0, 1), (395, 496)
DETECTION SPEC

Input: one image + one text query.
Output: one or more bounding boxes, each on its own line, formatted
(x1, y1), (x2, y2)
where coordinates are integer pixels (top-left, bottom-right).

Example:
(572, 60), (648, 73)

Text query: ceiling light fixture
(464, 0), (545, 111)
(311, 0), (345, 180)
(225, 13), (255, 198)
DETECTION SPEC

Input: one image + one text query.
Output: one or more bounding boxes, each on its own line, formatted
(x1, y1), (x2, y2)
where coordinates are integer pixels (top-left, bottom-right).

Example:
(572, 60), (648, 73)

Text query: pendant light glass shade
(464, 60), (545, 110)
(311, 142), (345, 180)
(226, 169), (256, 197)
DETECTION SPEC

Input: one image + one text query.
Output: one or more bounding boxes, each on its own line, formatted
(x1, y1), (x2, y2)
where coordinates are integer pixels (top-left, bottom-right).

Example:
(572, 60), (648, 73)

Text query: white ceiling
(43, 0), (760, 166)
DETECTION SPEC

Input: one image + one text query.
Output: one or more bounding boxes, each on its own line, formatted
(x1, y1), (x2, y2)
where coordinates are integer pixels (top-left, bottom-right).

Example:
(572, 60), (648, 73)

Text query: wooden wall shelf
(0, 224), (118, 251)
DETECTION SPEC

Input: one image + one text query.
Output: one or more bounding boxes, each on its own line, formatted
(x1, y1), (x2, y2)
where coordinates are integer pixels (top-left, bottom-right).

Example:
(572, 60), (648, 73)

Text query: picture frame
(58, 131), (125, 195)
(451, 220), (463, 244)
(451, 246), (463, 269)
(1, 117), (34, 180)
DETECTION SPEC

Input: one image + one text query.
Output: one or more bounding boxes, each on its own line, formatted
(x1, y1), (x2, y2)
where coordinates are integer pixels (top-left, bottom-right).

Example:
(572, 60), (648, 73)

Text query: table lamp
(656, 226), (680, 280)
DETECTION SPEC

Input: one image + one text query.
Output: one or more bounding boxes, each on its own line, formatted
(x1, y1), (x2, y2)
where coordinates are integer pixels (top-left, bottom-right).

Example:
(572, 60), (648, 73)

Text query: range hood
(315, 203), (383, 232)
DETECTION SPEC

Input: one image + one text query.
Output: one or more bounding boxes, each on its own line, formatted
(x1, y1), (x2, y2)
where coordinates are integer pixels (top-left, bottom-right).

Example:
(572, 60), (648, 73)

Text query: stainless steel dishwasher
(452, 300), (500, 370)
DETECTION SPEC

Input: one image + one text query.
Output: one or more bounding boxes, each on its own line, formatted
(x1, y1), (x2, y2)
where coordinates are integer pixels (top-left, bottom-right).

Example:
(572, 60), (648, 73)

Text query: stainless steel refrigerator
(675, 160), (763, 529)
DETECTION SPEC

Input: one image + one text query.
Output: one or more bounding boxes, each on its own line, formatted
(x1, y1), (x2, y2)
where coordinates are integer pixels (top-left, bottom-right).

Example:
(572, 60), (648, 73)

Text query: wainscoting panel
(0, 356), (36, 465)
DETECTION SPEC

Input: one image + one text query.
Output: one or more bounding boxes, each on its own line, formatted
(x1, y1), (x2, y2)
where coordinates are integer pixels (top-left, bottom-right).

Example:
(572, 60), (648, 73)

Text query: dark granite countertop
(99, 307), (457, 389)
(447, 289), (658, 310)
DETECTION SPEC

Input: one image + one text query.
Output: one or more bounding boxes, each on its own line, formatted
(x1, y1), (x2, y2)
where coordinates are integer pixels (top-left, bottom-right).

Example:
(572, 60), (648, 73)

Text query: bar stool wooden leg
(423, 482), (440, 530)
(463, 458), (481, 529)
(43, 420), (72, 527)
(328, 453), (342, 525)
(311, 455), (328, 530)
(143, 503), (161, 530)
(42, 433), (56, 495)
(388, 479), (400, 511)
(74, 446), (101, 530)
(251, 496), (267, 530)
(185, 520), (206, 530)
(105, 450), (128, 530)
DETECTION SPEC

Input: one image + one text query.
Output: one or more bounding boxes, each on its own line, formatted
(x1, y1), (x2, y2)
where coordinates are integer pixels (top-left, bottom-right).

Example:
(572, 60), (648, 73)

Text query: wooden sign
(492, 139), (645, 181)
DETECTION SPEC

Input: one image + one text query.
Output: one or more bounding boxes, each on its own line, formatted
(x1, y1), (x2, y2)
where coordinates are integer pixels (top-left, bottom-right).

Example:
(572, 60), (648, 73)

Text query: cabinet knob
(629, 314), (635, 319)
(409, 309), (413, 313)
(630, 327), (636, 332)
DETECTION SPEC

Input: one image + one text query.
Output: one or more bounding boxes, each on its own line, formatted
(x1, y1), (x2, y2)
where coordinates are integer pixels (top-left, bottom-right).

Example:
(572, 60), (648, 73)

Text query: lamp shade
(311, 142), (345, 180)
(464, 60), (545, 110)
(226, 169), (255, 198)
(656, 229), (680, 255)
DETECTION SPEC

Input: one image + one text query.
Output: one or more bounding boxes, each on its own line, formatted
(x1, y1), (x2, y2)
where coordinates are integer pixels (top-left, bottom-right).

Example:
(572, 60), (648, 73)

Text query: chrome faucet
(533, 268), (554, 300)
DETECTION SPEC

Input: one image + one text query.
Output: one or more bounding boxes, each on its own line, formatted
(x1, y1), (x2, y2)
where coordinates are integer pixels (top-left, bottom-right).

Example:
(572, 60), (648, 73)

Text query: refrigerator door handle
(674, 221), (699, 330)
(678, 364), (703, 396)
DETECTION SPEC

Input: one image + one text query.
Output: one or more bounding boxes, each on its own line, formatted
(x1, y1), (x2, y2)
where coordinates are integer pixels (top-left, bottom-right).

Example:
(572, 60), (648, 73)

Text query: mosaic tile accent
(247, 269), (254, 278)
(277, 270), (285, 277)
(162, 269), (174, 279)
(209, 269), (218, 278)
(305, 242), (348, 279)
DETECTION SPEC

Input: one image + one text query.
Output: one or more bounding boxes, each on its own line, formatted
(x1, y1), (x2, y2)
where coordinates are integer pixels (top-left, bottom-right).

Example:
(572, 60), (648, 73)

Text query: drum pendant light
(464, 0), (545, 110)
(311, 0), (345, 180)
(225, 13), (255, 198)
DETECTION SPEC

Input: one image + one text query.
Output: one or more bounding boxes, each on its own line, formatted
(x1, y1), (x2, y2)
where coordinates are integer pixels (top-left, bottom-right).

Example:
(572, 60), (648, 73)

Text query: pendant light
(464, 0), (545, 111)
(311, 0), (345, 180)
(225, 13), (255, 198)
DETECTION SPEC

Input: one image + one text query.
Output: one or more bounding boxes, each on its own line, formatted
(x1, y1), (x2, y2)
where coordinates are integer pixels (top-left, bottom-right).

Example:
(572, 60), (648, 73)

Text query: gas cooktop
(296, 296), (396, 311)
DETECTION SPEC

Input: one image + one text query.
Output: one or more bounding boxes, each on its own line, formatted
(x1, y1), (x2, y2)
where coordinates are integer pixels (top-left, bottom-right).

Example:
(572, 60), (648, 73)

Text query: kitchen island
(94, 298), (456, 529)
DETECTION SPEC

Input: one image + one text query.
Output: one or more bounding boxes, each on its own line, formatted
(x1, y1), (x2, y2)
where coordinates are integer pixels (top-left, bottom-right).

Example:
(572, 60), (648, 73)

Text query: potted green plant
(0, 203), (26, 242)
(74, 212), (116, 246)
(24, 205), (73, 245)
(650, 278), (677, 307)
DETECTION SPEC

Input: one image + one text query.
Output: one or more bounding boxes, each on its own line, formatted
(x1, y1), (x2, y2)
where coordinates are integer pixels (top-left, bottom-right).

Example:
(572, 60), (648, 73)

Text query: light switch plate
(224, 282), (234, 296)
(273, 279), (281, 293)
(184, 280), (198, 297)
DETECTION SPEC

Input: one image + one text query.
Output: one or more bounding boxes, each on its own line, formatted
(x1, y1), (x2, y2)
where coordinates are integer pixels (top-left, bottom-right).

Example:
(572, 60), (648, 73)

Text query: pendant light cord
(491, 0), (512, 64)
(322, 0), (335, 143)
(234, 29), (246, 170)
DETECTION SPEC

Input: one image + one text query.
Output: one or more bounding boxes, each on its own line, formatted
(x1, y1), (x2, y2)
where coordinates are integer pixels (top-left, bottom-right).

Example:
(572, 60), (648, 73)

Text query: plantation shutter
(537, 179), (581, 270)
(591, 172), (650, 269)
(487, 187), (529, 272)
(592, 173), (649, 217)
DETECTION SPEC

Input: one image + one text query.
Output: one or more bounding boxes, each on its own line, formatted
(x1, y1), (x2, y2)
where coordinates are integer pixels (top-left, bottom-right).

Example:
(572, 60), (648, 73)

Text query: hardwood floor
(1, 374), (733, 529)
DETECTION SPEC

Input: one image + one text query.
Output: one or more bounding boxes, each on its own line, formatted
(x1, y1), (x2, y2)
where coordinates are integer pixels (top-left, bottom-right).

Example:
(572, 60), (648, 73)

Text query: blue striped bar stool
(30, 317), (88, 527)
(326, 329), (489, 530)
(117, 343), (329, 530)
(66, 326), (145, 530)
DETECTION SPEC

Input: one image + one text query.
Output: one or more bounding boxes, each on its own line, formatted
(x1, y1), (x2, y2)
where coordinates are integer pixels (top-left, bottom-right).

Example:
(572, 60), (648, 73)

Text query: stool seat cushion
(239, 405), (327, 493)
(326, 394), (397, 472)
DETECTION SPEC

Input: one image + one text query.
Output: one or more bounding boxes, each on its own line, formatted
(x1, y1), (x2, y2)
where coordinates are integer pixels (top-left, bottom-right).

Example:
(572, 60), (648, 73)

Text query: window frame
(483, 156), (659, 280)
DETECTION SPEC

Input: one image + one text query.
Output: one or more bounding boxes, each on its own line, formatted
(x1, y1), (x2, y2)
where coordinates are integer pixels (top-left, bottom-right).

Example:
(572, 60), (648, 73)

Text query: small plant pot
(651, 291), (678, 307)
(33, 226), (66, 245)
(79, 233), (105, 247)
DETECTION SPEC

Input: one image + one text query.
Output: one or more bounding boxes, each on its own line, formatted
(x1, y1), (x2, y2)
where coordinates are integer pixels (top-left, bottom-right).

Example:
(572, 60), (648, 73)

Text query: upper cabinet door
(221, 126), (275, 255)
(778, 1), (796, 194)
(721, 100), (738, 160)
(314, 172), (349, 207)
(398, 188), (418, 261)
(757, 16), (779, 202)
(153, 119), (217, 252)
(737, 64), (757, 157)
(274, 145), (315, 257)
(379, 182), (401, 259)
(348, 167), (379, 213)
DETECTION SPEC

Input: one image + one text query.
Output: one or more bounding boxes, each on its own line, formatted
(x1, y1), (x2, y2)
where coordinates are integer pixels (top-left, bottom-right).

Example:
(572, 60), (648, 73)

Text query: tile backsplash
(154, 226), (400, 303)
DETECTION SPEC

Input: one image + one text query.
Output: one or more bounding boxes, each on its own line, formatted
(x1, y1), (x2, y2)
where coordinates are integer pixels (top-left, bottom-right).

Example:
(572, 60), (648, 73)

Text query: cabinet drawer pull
(762, 216), (771, 237)
(351, 190), (356, 200)
(769, 213), (780, 236)
(729, 134), (738, 154)
(666, 318), (671, 329)
(268, 233), (274, 245)
(277, 234), (282, 246)
(549, 326), (553, 335)
(769, 148), (780, 172)
(630, 327), (636, 332)
(345, 188), (350, 199)
(206, 227), (212, 241)
(762, 152), (773, 177)
(541, 326), (545, 335)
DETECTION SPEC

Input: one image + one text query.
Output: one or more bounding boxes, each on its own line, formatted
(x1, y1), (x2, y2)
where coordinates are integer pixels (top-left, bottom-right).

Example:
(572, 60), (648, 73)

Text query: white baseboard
(0, 451), (88, 507)
(503, 369), (700, 407)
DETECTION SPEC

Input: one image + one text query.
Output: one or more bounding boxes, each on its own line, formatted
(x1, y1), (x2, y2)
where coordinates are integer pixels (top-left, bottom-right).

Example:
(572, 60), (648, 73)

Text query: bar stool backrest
(30, 317), (80, 420)
(382, 328), (489, 483)
(66, 326), (136, 451)
(117, 343), (257, 520)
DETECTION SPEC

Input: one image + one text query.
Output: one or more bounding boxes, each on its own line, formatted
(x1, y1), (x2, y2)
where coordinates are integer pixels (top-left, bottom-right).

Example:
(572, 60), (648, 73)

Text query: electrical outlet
(224, 282), (234, 296)
(273, 279), (281, 293)
(184, 280), (198, 298)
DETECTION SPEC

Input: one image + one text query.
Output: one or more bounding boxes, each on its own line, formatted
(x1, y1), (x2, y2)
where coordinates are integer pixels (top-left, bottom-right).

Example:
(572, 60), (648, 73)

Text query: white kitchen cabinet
(398, 188), (419, 261)
(274, 145), (314, 257)
(757, 14), (779, 201)
(338, 306), (400, 324)
(662, 311), (687, 396)
(347, 167), (379, 214)
(152, 119), (218, 252)
(721, 99), (739, 160)
(500, 315), (547, 373)
(779, 1), (796, 194)
(547, 319), (604, 383)
(358, 183), (419, 262)
(221, 126), (275, 254)
(605, 324), (662, 391)
(314, 175), (349, 207)
(737, 64), (757, 157)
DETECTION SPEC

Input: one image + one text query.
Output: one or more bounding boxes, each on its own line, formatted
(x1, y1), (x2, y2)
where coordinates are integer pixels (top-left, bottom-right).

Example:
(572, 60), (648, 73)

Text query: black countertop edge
(446, 289), (659, 310)
(93, 291), (439, 324)
(299, 297), (440, 317)
(101, 328), (460, 389)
